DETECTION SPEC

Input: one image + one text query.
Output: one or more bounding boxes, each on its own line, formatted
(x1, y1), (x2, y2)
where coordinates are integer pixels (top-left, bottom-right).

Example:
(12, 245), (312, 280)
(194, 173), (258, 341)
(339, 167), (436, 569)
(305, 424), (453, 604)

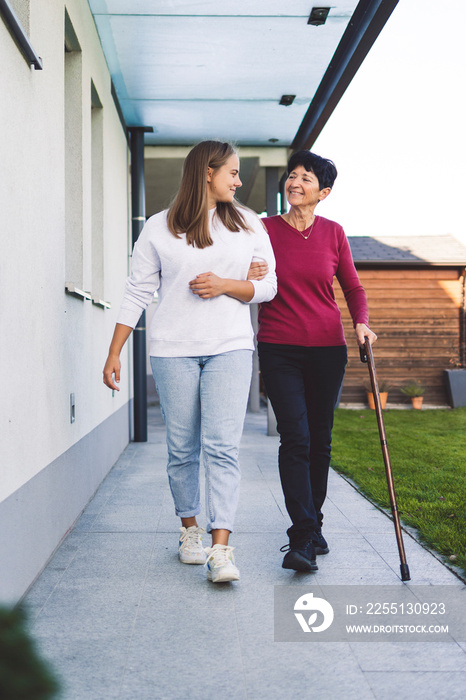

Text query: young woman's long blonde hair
(167, 140), (252, 248)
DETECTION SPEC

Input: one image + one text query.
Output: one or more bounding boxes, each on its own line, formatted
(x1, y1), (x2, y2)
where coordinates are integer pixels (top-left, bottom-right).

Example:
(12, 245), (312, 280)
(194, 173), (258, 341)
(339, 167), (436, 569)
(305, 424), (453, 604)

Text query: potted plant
(400, 380), (425, 409)
(363, 379), (391, 410)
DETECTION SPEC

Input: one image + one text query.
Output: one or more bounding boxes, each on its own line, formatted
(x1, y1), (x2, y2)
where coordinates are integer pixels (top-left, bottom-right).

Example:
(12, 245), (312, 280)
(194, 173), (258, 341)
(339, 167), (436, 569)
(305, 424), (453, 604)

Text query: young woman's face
(285, 165), (328, 209)
(207, 154), (242, 208)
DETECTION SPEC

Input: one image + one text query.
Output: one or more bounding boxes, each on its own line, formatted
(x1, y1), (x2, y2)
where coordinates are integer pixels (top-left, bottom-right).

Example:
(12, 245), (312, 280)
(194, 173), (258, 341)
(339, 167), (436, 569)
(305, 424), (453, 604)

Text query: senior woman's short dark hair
(287, 151), (337, 190)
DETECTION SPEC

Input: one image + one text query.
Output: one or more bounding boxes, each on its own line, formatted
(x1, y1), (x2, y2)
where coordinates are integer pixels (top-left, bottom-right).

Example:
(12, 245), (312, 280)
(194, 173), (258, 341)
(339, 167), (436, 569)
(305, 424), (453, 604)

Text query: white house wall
(0, 0), (131, 601)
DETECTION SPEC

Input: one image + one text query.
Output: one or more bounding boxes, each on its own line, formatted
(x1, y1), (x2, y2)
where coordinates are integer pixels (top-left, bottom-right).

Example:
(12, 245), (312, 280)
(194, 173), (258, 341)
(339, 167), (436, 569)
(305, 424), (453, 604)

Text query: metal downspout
(128, 127), (152, 442)
(264, 168), (279, 435)
(279, 172), (288, 214)
(249, 168), (280, 414)
(265, 168), (279, 218)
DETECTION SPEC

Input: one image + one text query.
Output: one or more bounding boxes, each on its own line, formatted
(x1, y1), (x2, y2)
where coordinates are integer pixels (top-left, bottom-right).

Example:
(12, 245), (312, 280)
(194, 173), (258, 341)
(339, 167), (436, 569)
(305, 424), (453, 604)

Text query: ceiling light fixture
(279, 95), (296, 106)
(308, 7), (330, 26)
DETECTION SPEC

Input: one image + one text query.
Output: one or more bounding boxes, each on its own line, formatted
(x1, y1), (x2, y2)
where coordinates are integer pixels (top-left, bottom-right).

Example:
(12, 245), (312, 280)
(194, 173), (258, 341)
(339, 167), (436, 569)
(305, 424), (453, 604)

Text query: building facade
(1, 0), (132, 601)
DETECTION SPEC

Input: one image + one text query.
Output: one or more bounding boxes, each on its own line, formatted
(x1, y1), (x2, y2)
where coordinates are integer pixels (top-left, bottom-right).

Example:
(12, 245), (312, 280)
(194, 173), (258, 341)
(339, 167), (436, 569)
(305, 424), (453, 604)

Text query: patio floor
(24, 405), (466, 699)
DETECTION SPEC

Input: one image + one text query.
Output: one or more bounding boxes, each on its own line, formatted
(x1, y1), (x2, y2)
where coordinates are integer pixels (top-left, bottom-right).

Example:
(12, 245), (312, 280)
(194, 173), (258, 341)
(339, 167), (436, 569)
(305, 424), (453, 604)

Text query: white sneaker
(178, 526), (206, 564)
(204, 544), (240, 583)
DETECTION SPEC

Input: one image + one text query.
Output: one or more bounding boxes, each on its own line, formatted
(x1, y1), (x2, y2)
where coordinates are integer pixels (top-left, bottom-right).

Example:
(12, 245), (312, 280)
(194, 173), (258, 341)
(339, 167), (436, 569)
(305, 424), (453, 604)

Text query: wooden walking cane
(360, 337), (411, 582)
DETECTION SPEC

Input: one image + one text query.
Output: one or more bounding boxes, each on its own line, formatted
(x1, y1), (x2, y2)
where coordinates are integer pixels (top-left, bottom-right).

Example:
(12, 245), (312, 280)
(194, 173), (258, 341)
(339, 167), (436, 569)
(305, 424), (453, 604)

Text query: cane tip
(400, 564), (411, 581)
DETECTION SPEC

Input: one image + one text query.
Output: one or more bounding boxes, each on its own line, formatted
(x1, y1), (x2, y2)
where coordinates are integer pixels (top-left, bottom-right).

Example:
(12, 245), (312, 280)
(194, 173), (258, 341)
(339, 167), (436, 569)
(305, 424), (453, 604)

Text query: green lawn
(330, 408), (466, 576)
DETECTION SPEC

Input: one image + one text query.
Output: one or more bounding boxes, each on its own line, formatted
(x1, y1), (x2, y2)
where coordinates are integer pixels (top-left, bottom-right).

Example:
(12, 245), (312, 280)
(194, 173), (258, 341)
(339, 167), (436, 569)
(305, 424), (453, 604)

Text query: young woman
(103, 141), (276, 583)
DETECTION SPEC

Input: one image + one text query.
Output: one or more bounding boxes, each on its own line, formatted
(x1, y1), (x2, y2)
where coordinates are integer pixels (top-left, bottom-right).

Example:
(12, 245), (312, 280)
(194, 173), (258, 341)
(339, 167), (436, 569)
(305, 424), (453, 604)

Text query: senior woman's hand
(247, 260), (269, 280)
(355, 323), (377, 347)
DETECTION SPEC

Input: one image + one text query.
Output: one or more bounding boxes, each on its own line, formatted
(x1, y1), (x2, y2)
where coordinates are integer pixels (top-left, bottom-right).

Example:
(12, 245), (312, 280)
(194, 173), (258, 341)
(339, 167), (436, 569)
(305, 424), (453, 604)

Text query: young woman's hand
(189, 272), (226, 299)
(102, 323), (133, 391)
(103, 354), (121, 390)
(189, 273), (255, 302)
(355, 323), (377, 347)
(247, 261), (269, 280)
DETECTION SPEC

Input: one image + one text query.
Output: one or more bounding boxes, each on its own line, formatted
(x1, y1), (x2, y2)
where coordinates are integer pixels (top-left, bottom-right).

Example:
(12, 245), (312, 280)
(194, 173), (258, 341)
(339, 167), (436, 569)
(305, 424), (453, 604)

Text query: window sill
(65, 284), (111, 308)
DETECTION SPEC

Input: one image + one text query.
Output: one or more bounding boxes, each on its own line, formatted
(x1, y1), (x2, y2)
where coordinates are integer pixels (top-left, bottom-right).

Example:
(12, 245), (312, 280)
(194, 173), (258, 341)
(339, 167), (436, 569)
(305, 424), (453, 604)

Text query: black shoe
(312, 529), (329, 555)
(280, 541), (318, 572)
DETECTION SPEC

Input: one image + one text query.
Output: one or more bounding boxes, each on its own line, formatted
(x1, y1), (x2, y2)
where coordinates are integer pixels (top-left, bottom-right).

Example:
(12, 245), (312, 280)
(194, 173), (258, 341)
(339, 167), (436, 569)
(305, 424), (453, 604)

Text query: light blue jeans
(150, 350), (253, 533)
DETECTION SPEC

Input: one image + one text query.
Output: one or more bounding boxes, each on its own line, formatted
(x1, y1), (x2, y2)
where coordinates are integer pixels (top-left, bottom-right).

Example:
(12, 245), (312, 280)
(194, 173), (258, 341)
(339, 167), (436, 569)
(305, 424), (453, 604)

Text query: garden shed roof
(348, 235), (466, 267)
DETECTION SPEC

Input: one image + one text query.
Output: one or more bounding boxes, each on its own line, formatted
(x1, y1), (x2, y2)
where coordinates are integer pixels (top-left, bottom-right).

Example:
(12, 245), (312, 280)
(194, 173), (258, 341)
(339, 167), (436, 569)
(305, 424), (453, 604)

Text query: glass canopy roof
(88, 0), (365, 146)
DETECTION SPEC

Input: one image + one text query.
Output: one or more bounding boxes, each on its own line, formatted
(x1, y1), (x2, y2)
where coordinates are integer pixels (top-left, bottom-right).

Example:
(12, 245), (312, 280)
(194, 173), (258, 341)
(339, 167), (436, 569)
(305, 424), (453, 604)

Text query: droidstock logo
(294, 592), (334, 633)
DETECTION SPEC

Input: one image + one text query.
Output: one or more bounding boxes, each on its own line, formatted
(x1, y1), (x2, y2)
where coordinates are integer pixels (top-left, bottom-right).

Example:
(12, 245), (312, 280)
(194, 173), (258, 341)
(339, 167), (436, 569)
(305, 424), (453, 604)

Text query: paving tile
(101, 486), (166, 509)
(361, 533), (424, 556)
(350, 641), (466, 671)
(343, 518), (398, 535)
(365, 671), (466, 700)
(120, 608), (246, 700)
(240, 640), (375, 700)
(377, 550), (461, 584)
(35, 635), (127, 700)
(23, 537), (88, 615)
(71, 512), (101, 532)
(89, 506), (164, 532)
(314, 569), (404, 585)
(235, 513), (288, 533)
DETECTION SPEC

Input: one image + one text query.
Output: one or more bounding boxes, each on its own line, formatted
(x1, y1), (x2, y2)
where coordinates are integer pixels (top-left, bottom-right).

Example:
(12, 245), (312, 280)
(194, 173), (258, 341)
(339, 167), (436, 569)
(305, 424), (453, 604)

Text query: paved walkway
(25, 406), (466, 699)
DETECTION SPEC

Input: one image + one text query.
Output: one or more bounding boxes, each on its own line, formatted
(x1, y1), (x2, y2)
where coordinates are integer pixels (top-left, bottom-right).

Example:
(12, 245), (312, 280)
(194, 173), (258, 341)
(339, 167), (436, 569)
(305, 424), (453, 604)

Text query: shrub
(400, 381), (426, 397)
(363, 379), (392, 393)
(0, 606), (59, 699)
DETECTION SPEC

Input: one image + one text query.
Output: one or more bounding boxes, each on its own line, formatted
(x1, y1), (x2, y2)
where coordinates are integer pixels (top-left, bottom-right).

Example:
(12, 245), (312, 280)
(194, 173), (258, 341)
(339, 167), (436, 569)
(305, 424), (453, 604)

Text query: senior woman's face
(285, 165), (323, 209)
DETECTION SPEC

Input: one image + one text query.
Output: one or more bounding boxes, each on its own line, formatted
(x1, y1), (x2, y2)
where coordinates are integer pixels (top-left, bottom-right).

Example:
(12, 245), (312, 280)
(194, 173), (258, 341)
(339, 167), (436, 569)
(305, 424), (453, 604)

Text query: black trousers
(258, 342), (347, 542)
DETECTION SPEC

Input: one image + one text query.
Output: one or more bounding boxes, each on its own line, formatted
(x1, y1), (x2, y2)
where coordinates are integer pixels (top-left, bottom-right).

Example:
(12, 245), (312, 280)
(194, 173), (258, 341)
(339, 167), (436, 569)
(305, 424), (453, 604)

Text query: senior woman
(257, 150), (377, 573)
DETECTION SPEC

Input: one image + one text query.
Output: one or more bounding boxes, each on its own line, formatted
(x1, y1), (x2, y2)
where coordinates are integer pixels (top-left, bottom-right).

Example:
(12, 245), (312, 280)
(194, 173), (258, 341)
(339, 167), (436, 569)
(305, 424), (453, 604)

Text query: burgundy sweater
(257, 215), (369, 347)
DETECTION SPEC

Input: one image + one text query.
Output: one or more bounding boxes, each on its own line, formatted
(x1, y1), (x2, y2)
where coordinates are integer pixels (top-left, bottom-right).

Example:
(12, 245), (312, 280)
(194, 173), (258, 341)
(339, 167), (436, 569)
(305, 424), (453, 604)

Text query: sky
(312, 0), (466, 247)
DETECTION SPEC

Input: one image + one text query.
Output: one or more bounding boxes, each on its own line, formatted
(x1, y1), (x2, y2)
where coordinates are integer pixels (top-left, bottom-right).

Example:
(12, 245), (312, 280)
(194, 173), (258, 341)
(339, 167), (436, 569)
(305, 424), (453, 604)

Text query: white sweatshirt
(117, 207), (277, 357)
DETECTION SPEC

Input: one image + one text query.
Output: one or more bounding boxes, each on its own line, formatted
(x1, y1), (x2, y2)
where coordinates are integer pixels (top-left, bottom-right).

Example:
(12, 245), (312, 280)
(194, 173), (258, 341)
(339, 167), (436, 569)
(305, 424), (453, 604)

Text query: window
(91, 81), (105, 302)
(64, 10), (83, 290)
